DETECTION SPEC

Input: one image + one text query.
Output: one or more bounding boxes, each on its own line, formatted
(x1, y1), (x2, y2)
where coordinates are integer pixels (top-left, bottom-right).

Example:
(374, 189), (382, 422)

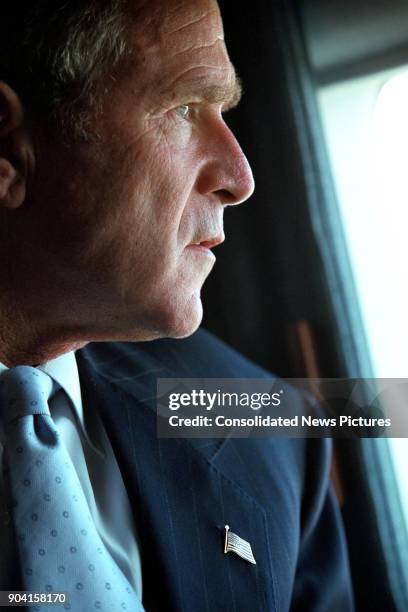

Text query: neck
(0, 242), (89, 366)
(0, 297), (87, 367)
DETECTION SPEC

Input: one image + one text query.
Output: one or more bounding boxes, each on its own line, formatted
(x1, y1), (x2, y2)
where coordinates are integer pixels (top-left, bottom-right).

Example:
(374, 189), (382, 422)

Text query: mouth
(187, 234), (225, 250)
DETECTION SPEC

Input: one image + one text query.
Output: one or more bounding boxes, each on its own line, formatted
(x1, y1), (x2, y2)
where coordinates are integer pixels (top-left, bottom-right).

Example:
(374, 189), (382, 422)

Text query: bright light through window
(318, 66), (408, 533)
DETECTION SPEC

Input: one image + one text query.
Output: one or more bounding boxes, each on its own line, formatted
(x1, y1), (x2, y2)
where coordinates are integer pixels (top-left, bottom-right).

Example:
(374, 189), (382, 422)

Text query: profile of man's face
(16, 0), (254, 344)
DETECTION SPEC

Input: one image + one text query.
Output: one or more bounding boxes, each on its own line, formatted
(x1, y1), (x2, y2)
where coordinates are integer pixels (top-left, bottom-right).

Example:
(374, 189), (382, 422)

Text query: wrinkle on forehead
(171, 38), (224, 59)
(162, 0), (221, 23)
(163, 8), (222, 37)
(165, 21), (227, 62)
(126, 0), (224, 59)
(158, 0), (224, 51)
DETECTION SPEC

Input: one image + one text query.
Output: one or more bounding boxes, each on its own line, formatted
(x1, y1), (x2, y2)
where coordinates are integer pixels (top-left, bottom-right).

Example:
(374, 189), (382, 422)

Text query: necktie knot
(0, 366), (54, 427)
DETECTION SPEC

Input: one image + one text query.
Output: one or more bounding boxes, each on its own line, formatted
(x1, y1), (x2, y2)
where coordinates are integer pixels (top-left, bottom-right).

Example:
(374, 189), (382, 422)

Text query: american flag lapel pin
(224, 524), (256, 565)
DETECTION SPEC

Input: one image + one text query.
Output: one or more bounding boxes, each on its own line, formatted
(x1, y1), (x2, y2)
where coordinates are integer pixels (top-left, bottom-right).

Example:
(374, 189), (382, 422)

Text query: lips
(188, 234), (225, 249)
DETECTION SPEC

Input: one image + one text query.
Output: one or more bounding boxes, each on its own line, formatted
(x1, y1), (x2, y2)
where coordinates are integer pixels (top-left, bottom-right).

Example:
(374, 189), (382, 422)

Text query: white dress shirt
(0, 351), (142, 596)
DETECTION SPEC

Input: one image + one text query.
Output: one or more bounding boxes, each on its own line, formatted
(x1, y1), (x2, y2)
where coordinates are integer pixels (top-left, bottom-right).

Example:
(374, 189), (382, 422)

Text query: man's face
(25, 0), (254, 341)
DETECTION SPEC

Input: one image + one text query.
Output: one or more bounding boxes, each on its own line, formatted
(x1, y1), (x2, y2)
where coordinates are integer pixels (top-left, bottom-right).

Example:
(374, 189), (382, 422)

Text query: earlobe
(0, 81), (28, 209)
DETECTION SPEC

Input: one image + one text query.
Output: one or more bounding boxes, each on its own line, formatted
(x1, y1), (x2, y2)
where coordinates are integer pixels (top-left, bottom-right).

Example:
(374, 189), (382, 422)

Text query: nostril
(215, 188), (236, 204)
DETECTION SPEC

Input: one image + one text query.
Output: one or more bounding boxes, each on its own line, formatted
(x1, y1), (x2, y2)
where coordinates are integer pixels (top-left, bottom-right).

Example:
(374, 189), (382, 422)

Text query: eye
(175, 104), (190, 119)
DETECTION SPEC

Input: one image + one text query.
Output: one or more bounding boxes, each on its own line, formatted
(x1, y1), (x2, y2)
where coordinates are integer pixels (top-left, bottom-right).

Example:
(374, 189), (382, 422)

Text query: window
(318, 66), (408, 533)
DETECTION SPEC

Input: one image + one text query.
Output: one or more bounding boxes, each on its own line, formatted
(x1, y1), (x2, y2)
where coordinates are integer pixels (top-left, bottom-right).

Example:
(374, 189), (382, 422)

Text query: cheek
(155, 113), (194, 150)
(127, 132), (198, 247)
(70, 122), (200, 283)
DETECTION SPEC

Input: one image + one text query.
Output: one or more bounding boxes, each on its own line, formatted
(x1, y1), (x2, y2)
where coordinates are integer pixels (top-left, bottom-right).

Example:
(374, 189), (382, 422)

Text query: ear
(0, 81), (32, 209)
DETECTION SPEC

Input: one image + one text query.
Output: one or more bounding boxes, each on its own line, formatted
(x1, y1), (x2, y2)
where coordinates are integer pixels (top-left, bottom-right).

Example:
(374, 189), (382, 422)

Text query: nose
(196, 118), (255, 206)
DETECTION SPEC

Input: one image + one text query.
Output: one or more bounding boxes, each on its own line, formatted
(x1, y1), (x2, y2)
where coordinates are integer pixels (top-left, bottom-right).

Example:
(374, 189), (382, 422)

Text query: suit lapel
(77, 350), (276, 612)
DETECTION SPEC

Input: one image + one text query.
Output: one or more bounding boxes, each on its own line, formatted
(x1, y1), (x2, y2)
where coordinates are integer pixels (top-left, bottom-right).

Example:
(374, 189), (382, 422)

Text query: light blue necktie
(0, 366), (144, 612)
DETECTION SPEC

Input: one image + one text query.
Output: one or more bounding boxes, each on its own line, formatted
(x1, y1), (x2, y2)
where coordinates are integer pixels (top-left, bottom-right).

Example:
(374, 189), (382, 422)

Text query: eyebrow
(159, 70), (243, 112)
(200, 74), (243, 111)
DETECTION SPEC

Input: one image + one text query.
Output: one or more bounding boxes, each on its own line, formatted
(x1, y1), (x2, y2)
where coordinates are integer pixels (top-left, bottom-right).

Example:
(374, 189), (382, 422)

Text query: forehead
(127, 0), (236, 100)
(158, 0), (224, 48)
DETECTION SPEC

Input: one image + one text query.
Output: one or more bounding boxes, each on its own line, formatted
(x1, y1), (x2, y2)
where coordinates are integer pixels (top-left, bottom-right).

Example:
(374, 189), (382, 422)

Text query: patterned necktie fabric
(0, 366), (144, 612)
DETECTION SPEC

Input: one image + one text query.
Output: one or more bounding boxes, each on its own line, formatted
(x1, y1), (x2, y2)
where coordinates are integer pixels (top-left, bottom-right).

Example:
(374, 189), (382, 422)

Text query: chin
(146, 291), (204, 340)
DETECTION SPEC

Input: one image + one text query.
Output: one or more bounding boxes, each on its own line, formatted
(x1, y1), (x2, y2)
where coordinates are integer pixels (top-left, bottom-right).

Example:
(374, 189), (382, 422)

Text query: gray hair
(0, 1), (137, 141)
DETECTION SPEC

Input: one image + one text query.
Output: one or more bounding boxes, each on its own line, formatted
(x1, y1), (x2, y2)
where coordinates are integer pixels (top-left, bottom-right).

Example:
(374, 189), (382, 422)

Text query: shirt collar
(39, 351), (84, 424)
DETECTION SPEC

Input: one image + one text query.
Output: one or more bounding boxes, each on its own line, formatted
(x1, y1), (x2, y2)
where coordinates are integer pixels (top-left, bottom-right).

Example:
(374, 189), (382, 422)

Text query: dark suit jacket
(77, 329), (354, 612)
